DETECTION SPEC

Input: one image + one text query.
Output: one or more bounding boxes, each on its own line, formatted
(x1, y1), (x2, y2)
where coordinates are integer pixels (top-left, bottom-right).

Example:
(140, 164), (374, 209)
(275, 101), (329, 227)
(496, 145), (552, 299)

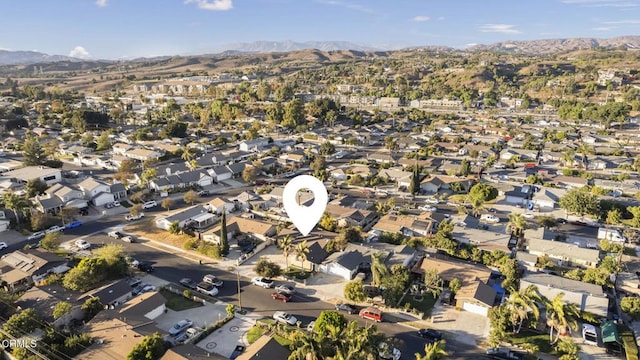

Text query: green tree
(140, 168), (157, 188)
(545, 293), (580, 344)
(274, 83), (294, 102)
(507, 213), (528, 237)
(52, 301), (73, 320)
(312, 310), (347, 334)
(242, 166), (257, 183)
(606, 208), (622, 225)
(559, 188), (600, 217)
(621, 296), (640, 320)
(628, 206), (640, 227)
(282, 98), (305, 128)
(3, 309), (40, 337)
(279, 235), (293, 271)
(319, 212), (337, 232)
(130, 203), (143, 216)
(81, 297), (103, 321)
(219, 211), (229, 256)
(41, 232), (61, 251)
(415, 340), (448, 360)
(468, 183), (498, 202)
(409, 165), (421, 195)
(319, 141), (336, 156)
(95, 131), (111, 151)
(168, 221), (180, 234)
(256, 82), (271, 101)
(448, 278), (462, 294)
(371, 251), (389, 286)
(555, 337), (579, 360)
(3, 191), (30, 224)
(505, 285), (542, 333)
(459, 158), (471, 176)
(295, 240), (310, 271)
(22, 136), (45, 166)
(344, 280), (367, 303)
(253, 258), (282, 278)
(25, 179), (48, 197)
(127, 332), (167, 360)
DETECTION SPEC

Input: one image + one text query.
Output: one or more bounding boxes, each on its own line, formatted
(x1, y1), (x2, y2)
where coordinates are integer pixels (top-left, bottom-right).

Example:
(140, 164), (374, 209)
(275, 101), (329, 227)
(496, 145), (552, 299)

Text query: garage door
(462, 302), (489, 317)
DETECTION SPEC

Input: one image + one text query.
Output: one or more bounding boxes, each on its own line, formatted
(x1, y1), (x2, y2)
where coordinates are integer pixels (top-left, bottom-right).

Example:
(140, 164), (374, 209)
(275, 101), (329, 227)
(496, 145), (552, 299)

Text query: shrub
(183, 290), (192, 299)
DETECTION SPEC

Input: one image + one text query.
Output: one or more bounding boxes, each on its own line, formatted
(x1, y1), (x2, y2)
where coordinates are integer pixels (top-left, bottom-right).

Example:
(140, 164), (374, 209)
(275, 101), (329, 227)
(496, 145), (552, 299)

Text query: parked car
(196, 282), (219, 296)
(418, 205), (437, 212)
(75, 239), (91, 250)
(486, 347), (525, 360)
(125, 213), (144, 221)
(335, 303), (356, 314)
(105, 202), (115, 209)
(359, 307), (383, 322)
(132, 283), (156, 296)
(202, 274), (224, 287)
(275, 284), (295, 295)
(169, 319), (193, 336)
(179, 278), (198, 290)
(556, 218), (568, 224)
(522, 213), (535, 219)
(65, 220), (83, 229)
(113, 201), (120, 207)
(378, 342), (401, 360)
(424, 197), (439, 204)
(136, 262), (154, 273)
(142, 201), (157, 209)
(46, 225), (65, 234)
(197, 190), (210, 196)
(480, 214), (500, 223)
(79, 208), (89, 216)
(272, 311), (297, 326)
(127, 276), (142, 287)
(271, 292), (293, 302)
(108, 231), (123, 239)
(27, 231), (45, 241)
(417, 328), (443, 341)
(0, 242), (7, 250)
(122, 235), (135, 243)
(175, 327), (199, 343)
(251, 277), (274, 288)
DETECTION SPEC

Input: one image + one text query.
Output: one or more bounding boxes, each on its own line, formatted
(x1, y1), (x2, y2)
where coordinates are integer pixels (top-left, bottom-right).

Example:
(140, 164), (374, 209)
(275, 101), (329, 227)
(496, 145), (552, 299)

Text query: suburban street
(4, 208), (490, 359)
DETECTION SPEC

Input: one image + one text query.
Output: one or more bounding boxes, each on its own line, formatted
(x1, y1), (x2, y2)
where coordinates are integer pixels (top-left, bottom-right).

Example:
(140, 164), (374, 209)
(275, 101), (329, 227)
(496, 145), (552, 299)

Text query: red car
(271, 292), (292, 302)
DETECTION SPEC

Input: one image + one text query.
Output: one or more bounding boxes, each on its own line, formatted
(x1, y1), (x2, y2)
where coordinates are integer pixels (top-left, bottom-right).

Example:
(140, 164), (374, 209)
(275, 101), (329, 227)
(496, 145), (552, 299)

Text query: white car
(424, 197), (439, 204)
(122, 236), (135, 243)
(275, 284), (295, 295)
(251, 277), (274, 288)
(273, 311), (297, 326)
(0, 242), (7, 250)
(480, 214), (500, 223)
(125, 213), (144, 221)
(379, 343), (401, 360)
(169, 319), (193, 336)
(75, 239), (91, 250)
(27, 231), (45, 241)
(142, 201), (157, 209)
(418, 205), (437, 212)
(522, 213), (536, 219)
(45, 225), (65, 234)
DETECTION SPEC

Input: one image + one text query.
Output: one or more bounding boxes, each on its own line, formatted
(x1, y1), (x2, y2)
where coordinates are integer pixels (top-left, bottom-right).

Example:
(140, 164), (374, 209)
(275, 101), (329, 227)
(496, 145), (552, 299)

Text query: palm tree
(295, 240), (309, 271)
(416, 340), (448, 360)
(507, 213), (527, 238)
(181, 146), (195, 162)
(371, 251), (389, 286)
(577, 142), (593, 169)
(561, 149), (576, 168)
(505, 285), (542, 333)
(469, 196), (485, 217)
(545, 293), (580, 344)
(3, 191), (30, 225)
(187, 159), (198, 171)
(279, 235), (293, 271)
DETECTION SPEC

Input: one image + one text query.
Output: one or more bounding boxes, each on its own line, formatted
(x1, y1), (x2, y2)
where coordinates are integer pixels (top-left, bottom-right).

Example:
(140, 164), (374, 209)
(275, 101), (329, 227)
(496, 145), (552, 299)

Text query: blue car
(65, 220), (83, 229)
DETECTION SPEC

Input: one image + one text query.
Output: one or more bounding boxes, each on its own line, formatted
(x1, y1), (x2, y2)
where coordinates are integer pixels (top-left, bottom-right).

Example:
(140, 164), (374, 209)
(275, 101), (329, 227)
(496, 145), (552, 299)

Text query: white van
(582, 324), (598, 346)
(480, 214), (500, 223)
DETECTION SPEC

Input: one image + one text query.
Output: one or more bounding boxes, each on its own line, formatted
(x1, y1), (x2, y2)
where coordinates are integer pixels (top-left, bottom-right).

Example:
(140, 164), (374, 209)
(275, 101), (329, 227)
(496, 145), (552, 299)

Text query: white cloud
(185, 0), (233, 11)
(561, 0), (639, 7)
(68, 46), (91, 59)
(95, 0), (108, 7)
(479, 24), (522, 34)
(412, 15), (430, 22)
(316, 0), (374, 13)
(603, 19), (640, 24)
(437, 16), (445, 21)
(593, 26), (613, 31)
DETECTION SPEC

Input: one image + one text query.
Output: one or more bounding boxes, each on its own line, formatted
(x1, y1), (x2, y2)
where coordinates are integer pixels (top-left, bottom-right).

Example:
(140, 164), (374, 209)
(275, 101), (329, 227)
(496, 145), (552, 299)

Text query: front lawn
(247, 326), (266, 344)
(508, 329), (554, 355)
(284, 267), (312, 280)
(401, 293), (437, 318)
(160, 288), (203, 311)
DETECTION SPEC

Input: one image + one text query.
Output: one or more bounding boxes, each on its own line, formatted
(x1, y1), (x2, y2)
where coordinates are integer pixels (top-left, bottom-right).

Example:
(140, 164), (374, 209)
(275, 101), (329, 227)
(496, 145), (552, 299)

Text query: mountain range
(2, 35), (640, 66)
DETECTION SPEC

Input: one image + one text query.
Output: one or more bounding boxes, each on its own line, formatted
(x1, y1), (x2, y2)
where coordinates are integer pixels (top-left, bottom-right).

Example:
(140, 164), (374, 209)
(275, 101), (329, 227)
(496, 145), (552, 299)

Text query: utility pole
(236, 267), (242, 311)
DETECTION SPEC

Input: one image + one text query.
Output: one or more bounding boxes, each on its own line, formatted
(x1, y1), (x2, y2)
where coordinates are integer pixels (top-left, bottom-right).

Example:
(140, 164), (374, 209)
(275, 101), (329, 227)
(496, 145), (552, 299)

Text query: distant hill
(0, 50), (78, 66)
(203, 40), (389, 54)
(467, 35), (640, 54)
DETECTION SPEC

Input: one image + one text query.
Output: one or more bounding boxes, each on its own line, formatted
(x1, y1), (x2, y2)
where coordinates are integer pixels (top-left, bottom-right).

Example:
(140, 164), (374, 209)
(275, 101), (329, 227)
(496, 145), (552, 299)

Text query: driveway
(428, 298), (490, 346)
(195, 314), (256, 357)
(155, 302), (228, 333)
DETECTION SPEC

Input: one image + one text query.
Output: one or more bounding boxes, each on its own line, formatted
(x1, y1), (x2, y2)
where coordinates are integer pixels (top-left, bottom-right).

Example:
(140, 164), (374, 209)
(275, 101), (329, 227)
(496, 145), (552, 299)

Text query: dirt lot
(124, 219), (193, 248)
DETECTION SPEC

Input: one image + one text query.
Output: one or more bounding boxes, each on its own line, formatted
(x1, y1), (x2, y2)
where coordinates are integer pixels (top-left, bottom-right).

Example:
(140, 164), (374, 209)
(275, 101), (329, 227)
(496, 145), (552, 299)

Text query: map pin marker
(283, 175), (328, 236)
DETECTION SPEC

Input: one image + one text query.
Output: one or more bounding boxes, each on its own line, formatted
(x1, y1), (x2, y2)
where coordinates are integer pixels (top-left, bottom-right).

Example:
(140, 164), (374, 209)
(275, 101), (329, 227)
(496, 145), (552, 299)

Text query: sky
(1, 0), (640, 59)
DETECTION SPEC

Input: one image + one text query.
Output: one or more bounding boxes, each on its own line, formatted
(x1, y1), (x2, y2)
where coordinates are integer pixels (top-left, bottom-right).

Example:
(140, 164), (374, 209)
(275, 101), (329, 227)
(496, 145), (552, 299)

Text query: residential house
(504, 185), (533, 206)
(119, 291), (167, 322)
(431, 142), (460, 154)
(230, 191), (261, 211)
(531, 187), (565, 210)
(420, 175), (472, 194)
(319, 244), (380, 280)
(0, 249), (69, 292)
(227, 162), (248, 179)
(367, 152), (396, 164)
(412, 254), (497, 316)
(239, 138), (270, 152)
(77, 177), (115, 206)
(208, 197), (235, 215)
(378, 168), (412, 187)
(202, 216), (276, 244)
(3, 166), (62, 185)
(79, 279), (134, 308)
(126, 148), (163, 162)
(372, 213), (434, 237)
(325, 204), (378, 231)
(237, 335), (292, 360)
(520, 272), (608, 317)
(278, 152), (307, 167)
(526, 238), (600, 268)
(16, 285), (83, 326)
(209, 166), (233, 182)
(452, 215), (512, 252)
(550, 175), (589, 189)
(155, 205), (216, 230)
(330, 168), (347, 181)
